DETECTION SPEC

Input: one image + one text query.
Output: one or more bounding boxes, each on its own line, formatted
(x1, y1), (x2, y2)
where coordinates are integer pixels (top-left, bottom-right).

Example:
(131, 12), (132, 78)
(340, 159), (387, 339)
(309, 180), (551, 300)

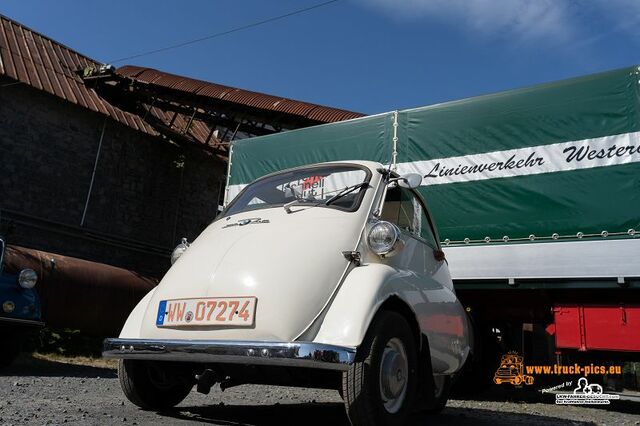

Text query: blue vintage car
(0, 236), (43, 367)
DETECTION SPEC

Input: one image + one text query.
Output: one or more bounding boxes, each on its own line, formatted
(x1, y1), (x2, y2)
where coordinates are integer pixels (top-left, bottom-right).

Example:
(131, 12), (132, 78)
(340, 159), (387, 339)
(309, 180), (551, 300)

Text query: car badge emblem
(223, 218), (270, 228)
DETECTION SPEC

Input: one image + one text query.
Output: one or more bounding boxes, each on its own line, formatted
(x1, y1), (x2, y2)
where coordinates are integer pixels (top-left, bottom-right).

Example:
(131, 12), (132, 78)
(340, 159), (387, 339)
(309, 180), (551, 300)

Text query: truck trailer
(223, 65), (640, 386)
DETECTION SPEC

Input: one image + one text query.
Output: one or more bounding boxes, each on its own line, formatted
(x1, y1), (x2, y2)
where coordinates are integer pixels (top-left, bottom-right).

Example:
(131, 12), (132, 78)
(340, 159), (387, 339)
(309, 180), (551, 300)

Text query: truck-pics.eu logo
(494, 352), (623, 405)
(493, 353), (534, 386)
(493, 353), (623, 386)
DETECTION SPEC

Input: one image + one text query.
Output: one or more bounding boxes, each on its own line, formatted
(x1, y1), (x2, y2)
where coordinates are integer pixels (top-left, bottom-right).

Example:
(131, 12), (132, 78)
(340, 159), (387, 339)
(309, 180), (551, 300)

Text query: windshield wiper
(283, 182), (369, 213)
(283, 198), (323, 214)
(325, 182), (369, 206)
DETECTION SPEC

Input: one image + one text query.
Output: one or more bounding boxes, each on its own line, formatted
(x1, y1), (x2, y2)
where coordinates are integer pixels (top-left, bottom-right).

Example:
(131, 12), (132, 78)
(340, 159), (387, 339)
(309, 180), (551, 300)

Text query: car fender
(119, 288), (157, 338)
(313, 263), (470, 374)
(313, 263), (402, 348)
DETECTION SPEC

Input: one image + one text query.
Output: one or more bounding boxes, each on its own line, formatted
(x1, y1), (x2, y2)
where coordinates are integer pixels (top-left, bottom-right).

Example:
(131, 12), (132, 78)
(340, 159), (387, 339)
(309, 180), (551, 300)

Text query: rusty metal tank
(4, 245), (157, 335)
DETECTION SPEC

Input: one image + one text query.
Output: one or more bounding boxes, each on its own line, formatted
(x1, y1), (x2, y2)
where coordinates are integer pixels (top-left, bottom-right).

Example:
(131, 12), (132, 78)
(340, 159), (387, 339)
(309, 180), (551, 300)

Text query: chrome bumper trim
(0, 316), (44, 327)
(103, 338), (356, 371)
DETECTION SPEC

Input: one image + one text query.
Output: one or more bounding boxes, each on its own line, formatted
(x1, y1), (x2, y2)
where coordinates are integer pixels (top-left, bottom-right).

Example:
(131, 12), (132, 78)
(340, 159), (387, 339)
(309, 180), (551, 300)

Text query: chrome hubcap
(379, 337), (408, 413)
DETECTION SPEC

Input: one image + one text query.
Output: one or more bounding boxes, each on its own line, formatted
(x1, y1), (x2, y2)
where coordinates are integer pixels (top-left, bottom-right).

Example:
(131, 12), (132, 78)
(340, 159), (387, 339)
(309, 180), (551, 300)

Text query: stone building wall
(0, 78), (226, 276)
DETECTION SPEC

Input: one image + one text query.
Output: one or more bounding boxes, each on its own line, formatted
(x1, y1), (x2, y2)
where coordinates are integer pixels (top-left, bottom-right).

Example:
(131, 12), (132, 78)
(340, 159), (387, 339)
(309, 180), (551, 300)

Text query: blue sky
(2, 0), (639, 114)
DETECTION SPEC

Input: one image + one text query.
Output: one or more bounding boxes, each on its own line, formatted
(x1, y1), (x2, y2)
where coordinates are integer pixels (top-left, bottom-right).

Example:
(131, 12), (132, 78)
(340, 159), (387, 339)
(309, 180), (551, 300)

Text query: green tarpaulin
(227, 66), (640, 246)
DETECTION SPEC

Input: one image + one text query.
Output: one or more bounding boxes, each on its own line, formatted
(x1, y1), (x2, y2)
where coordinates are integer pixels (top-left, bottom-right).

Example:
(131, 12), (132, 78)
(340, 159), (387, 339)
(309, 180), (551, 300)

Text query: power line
(107, 0), (340, 64)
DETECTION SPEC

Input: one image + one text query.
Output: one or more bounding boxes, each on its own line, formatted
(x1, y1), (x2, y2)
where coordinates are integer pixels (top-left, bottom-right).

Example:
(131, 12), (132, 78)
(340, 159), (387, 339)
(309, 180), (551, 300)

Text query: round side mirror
(398, 173), (423, 189)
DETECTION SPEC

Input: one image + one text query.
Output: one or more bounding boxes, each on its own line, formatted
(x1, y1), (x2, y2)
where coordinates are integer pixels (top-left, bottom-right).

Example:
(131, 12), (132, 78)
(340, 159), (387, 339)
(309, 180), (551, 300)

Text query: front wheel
(118, 359), (193, 410)
(342, 311), (417, 426)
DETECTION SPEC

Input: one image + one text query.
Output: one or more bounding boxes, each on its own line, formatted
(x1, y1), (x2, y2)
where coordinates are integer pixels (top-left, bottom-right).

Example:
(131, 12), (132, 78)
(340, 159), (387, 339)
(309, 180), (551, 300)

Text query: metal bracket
(220, 377), (243, 392)
(391, 111), (399, 171)
(342, 251), (362, 266)
(195, 368), (221, 394)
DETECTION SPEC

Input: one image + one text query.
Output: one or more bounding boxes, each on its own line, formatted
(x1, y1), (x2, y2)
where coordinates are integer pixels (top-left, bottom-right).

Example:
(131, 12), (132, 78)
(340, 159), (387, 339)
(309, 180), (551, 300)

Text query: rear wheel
(421, 375), (452, 414)
(118, 359), (193, 410)
(451, 321), (501, 396)
(342, 311), (417, 426)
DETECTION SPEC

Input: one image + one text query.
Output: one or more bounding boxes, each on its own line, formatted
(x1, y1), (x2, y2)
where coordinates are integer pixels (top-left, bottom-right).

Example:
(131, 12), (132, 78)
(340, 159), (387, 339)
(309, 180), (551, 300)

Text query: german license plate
(156, 297), (257, 327)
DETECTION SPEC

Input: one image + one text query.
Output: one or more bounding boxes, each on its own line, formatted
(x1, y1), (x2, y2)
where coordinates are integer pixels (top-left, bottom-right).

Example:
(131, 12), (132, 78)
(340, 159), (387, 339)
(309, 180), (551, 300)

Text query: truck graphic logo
(493, 353), (534, 386)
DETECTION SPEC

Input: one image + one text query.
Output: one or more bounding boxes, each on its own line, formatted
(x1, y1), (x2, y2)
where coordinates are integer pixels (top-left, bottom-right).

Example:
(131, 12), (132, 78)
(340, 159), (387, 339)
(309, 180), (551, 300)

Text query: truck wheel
(118, 359), (193, 410)
(342, 311), (417, 426)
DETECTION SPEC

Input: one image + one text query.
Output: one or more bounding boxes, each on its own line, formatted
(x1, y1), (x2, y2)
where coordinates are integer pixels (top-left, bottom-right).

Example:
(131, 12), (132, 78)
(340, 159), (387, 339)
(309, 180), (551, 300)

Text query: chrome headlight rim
(18, 268), (38, 289)
(2, 300), (15, 313)
(367, 220), (402, 256)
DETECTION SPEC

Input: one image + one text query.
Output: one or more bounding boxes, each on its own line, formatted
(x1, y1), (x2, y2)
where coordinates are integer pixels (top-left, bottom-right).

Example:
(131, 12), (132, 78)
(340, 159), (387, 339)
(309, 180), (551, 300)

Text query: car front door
(380, 185), (466, 373)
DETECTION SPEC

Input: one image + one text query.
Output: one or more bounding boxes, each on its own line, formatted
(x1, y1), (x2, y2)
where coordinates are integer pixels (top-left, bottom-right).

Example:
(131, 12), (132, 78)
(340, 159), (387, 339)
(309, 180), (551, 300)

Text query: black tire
(421, 375), (452, 414)
(342, 311), (417, 426)
(450, 322), (501, 397)
(118, 359), (193, 410)
(0, 338), (21, 369)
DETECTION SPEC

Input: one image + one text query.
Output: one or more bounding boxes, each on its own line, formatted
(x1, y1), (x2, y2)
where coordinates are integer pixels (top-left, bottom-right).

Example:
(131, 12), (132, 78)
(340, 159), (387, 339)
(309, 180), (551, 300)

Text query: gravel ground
(1, 355), (639, 425)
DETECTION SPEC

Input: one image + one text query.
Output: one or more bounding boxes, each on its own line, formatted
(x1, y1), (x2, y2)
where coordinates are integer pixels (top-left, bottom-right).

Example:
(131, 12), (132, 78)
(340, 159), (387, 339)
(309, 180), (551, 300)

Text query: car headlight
(170, 238), (190, 265)
(2, 301), (15, 313)
(18, 268), (38, 289)
(367, 221), (402, 256)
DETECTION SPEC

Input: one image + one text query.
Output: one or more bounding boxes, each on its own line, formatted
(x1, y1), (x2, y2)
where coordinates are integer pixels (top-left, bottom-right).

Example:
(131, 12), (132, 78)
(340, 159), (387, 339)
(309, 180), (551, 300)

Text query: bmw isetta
(104, 160), (471, 425)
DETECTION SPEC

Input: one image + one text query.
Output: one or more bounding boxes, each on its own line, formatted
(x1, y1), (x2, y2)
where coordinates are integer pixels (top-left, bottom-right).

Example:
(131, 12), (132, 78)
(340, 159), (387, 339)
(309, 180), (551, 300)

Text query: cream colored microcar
(104, 161), (471, 426)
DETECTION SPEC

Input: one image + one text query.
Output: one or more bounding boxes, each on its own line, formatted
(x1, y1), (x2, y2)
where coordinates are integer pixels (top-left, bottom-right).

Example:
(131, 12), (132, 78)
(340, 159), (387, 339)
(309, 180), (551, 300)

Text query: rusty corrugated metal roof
(117, 65), (365, 124)
(0, 14), (159, 137)
(0, 13), (364, 151)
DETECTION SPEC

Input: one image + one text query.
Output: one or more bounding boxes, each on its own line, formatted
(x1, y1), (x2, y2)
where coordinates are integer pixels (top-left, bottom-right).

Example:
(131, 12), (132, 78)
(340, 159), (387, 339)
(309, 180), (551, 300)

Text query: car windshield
(224, 165), (371, 216)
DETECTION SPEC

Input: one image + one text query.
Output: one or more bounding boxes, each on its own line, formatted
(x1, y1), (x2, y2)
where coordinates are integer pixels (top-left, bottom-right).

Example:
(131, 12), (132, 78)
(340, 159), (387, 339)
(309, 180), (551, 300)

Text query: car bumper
(0, 316), (44, 327)
(103, 338), (357, 371)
